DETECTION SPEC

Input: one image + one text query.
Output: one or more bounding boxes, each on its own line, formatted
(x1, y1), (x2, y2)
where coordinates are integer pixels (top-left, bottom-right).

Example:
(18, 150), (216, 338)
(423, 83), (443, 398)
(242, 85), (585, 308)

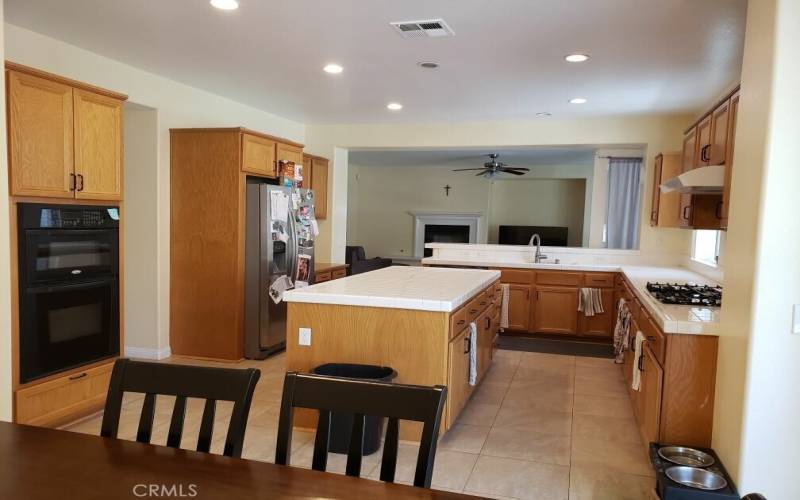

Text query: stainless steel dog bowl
(658, 446), (715, 467)
(665, 466), (728, 490)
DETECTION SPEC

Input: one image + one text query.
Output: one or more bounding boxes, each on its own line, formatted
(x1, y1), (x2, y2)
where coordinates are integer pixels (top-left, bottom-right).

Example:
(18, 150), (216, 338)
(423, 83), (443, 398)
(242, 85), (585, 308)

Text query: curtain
(606, 157), (642, 249)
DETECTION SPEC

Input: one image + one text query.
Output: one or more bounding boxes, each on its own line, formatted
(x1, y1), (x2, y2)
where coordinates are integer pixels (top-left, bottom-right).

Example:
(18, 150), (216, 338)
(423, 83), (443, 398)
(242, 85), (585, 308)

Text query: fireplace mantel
(409, 211), (484, 258)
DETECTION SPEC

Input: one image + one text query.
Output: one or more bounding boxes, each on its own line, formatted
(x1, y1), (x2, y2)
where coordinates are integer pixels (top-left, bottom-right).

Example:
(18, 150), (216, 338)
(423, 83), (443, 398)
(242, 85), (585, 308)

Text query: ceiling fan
(452, 153), (530, 178)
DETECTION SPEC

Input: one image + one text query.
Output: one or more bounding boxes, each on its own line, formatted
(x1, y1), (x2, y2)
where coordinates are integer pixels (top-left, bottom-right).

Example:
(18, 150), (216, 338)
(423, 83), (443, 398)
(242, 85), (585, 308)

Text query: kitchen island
(283, 266), (501, 440)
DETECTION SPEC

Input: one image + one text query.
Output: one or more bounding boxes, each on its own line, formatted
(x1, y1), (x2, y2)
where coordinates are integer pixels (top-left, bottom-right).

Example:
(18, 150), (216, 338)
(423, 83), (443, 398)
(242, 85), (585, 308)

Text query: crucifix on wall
(443, 185), (452, 196)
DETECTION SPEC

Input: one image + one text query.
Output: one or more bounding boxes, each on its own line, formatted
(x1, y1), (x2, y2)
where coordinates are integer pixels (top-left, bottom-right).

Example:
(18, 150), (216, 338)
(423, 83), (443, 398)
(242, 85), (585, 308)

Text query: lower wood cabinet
(577, 288), (615, 338)
(507, 284), (531, 331)
(15, 362), (114, 427)
(447, 326), (472, 427)
(637, 343), (664, 446)
(534, 287), (579, 335)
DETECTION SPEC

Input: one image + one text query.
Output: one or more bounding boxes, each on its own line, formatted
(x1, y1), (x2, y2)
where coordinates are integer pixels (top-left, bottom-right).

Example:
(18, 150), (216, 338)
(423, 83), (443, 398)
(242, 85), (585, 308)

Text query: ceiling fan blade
(475, 171), (488, 176)
(503, 169), (527, 176)
(453, 168), (489, 171)
(501, 167), (530, 173)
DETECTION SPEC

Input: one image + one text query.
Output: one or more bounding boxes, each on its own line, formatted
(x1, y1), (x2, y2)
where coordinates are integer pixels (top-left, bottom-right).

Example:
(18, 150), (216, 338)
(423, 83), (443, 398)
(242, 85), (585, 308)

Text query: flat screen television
(498, 226), (568, 246)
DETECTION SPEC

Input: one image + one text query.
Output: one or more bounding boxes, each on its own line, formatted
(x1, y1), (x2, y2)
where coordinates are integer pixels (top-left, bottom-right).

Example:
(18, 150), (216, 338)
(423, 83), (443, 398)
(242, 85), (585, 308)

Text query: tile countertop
(422, 257), (721, 335)
(282, 265), (501, 313)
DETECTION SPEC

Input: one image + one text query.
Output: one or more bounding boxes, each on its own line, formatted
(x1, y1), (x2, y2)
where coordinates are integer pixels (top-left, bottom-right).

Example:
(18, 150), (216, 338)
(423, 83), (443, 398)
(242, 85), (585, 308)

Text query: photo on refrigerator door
(295, 253), (311, 286)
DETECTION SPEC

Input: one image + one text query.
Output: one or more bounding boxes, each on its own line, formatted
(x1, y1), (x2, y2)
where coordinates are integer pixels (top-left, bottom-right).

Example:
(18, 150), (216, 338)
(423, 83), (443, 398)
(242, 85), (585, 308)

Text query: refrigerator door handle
(289, 209), (299, 283)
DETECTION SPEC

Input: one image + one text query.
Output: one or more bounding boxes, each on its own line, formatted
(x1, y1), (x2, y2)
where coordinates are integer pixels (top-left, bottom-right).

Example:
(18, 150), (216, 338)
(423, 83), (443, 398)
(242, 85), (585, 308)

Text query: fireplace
(423, 225), (471, 257)
(410, 212), (483, 258)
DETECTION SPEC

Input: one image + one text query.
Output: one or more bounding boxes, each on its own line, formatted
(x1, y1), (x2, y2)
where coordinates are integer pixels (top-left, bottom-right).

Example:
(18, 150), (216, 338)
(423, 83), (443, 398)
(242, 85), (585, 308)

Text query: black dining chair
(274, 372), (447, 488)
(100, 358), (260, 458)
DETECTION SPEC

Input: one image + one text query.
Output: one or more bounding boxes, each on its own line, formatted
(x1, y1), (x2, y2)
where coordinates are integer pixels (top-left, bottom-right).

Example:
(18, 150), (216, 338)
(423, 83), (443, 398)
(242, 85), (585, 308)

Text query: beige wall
(306, 115), (693, 263)
(123, 105), (161, 357)
(0, 5), (12, 421)
(488, 179), (585, 247)
(714, 0), (800, 496)
(4, 23), (305, 357)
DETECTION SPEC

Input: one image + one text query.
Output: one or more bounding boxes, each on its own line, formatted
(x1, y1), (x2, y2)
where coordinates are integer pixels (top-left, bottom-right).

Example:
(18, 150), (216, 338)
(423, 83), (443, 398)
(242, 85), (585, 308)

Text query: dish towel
(613, 298), (631, 364)
(578, 288), (604, 316)
(631, 330), (645, 391)
(468, 321), (478, 386)
(500, 283), (510, 329)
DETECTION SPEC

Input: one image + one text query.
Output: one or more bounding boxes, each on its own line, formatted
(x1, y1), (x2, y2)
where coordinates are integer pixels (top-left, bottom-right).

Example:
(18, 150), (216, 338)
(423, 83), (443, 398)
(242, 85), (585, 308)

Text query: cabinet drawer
(498, 269), (533, 284)
(450, 307), (468, 339)
(332, 268), (347, 279)
(466, 296), (483, 322)
(315, 271), (331, 283)
(536, 271), (583, 287)
(484, 286), (495, 303)
(584, 272), (615, 288)
(474, 293), (491, 313)
(16, 362), (114, 427)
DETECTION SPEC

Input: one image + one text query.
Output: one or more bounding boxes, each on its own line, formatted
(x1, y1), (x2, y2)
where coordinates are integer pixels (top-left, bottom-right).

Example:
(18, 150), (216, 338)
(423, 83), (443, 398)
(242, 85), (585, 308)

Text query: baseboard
(124, 346), (172, 360)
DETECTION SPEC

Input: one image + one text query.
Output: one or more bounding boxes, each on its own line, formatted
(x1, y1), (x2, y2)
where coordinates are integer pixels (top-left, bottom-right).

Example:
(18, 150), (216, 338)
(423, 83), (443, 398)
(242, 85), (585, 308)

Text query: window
(692, 230), (721, 267)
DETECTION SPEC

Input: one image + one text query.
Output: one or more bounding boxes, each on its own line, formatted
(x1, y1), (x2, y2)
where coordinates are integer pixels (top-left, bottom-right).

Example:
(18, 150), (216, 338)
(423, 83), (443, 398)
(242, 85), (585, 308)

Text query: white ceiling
(349, 147), (600, 168)
(4, 0), (747, 124)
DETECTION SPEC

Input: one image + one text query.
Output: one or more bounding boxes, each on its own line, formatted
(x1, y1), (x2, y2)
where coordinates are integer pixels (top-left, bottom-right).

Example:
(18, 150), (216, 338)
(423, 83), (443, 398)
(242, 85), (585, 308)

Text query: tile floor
(63, 349), (656, 499)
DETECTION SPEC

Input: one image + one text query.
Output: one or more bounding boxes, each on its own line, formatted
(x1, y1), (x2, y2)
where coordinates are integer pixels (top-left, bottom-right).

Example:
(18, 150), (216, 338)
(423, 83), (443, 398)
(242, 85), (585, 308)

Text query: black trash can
(312, 363), (397, 455)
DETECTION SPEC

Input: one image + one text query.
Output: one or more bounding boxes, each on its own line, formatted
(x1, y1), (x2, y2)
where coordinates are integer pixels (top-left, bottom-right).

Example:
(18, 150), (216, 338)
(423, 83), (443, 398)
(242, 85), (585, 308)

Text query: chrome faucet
(528, 234), (548, 263)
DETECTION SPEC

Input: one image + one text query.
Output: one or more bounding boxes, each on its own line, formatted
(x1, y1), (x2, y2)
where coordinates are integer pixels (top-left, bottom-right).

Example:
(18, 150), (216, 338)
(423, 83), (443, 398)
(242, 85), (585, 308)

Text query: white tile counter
(422, 256), (721, 335)
(282, 266), (500, 312)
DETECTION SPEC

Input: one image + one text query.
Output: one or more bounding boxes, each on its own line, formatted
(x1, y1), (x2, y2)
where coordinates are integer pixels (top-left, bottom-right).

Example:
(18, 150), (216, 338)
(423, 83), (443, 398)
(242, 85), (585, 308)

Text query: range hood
(660, 165), (724, 194)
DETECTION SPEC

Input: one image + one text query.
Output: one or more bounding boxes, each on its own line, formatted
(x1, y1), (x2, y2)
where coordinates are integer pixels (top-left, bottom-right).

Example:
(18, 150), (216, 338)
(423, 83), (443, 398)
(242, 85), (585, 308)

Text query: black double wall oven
(18, 203), (120, 384)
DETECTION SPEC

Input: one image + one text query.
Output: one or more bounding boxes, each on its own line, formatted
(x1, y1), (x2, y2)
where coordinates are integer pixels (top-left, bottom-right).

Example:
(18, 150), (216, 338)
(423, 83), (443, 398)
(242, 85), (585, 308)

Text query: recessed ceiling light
(536, 112), (552, 117)
(417, 62), (439, 69)
(387, 103), (403, 111)
(323, 63), (343, 74)
(565, 54), (589, 63)
(210, 0), (239, 11)
(569, 97), (587, 104)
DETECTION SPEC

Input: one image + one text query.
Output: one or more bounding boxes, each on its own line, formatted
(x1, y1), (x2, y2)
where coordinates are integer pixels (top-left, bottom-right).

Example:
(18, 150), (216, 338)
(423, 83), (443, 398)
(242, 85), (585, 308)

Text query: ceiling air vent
(390, 19), (455, 39)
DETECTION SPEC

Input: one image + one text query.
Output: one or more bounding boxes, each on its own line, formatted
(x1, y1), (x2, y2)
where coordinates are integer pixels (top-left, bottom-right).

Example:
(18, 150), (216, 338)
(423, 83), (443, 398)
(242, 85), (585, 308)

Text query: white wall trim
(410, 212), (484, 258)
(124, 346), (172, 360)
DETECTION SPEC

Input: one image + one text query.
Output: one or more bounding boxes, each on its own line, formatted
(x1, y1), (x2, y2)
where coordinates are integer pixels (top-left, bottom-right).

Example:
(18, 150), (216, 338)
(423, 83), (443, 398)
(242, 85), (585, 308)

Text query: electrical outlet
(793, 305), (800, 334)
(299, 327), (312, 346)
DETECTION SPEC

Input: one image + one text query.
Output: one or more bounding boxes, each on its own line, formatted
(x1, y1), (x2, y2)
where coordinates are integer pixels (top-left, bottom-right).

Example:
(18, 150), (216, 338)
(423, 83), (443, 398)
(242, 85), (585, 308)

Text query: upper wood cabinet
(677, 85), (740, 231)
(307, 155), (329, 220)
(695, 115), (712, 168)
(720, 91), (739, 230)
(533, 287), (578, 335)
(73, 89), (123, 200)
(6, 64), (127, 200)
(649, 153), (682, 228)
(242, 133), (277, 177)
(7, 71), (75, 198)
(276, 142), (304, 166)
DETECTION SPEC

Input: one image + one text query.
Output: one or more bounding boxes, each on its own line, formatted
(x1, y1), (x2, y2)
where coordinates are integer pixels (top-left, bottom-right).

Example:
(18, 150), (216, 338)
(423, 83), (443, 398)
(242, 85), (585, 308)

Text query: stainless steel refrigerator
(245, 180), (316, 359)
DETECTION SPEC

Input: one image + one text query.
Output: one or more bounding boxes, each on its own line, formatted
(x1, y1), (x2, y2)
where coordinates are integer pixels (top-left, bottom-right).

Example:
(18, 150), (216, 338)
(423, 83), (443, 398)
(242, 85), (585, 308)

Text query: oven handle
(25, 277), (118, 294)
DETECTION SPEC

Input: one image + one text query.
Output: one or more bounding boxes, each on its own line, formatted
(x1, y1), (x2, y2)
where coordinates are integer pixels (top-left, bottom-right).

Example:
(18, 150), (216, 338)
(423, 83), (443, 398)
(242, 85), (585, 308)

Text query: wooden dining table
(0, 422), (478, 499)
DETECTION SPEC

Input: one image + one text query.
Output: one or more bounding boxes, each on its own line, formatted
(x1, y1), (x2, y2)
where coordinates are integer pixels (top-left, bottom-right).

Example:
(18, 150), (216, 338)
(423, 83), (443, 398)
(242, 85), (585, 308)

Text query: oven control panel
(19, 204), (120, 229)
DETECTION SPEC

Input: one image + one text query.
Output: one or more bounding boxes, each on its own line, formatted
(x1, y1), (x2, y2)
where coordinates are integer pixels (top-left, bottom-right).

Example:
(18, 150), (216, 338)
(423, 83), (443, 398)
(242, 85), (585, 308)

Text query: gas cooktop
(646, 282), (722, 307)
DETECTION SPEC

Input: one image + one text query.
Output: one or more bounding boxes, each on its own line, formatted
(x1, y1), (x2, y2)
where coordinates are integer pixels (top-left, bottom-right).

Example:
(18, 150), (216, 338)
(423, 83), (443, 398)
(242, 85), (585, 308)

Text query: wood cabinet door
(7, 70), (75, 198)
(679, 130), (698, 227)
(650, 154), (663, 226)
(302, 154), (313, 189)
(695, 115), (712, 168)
(446, 327), (471, 427)
(276, 142), (304, 166)
(242, 134), (277, 177)
(73, 89), (123, 200)
(311, 158), (329, 219)
(578, 288), (615, 338)
(534, 287), (579, 335)
(507, 284), (531, 331)
(720, 91), (739, 229)
(638, 344), (664, 446)
(709, 99), (731, 166)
